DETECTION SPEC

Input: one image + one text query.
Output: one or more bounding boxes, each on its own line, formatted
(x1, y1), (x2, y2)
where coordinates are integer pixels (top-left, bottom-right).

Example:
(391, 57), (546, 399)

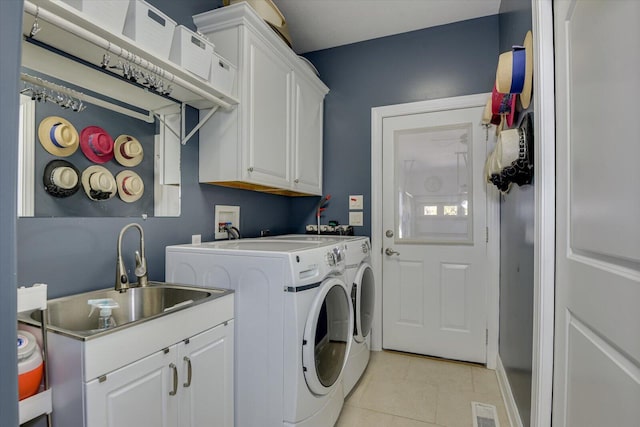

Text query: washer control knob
(326, 251), (336, 266)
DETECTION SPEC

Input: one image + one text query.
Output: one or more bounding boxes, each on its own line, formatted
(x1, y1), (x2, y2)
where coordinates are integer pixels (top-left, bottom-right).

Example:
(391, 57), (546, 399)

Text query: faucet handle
(134, 250), (147, 277)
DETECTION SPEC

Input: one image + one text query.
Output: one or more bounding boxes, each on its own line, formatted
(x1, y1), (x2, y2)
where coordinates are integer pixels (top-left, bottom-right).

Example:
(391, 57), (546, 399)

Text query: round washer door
(302, 277), (353, 396)
(353, 262), (375, 343)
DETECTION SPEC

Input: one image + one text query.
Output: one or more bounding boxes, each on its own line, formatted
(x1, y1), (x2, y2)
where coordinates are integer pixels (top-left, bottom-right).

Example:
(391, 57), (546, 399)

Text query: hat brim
(520, 31), (533, 109)
(81, 165), (116, 201)
(116, 170), (144, 203)
(80, 126), (114, 164)
(43, 159), (80, 198)
(38, 116), (79, 157)
(114, 135), (144, 167)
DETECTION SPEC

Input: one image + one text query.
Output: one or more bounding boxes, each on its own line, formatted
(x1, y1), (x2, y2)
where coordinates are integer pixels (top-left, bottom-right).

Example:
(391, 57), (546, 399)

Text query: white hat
(116, 170), (144, 203)
(114, 135), (144, 167)
(81, 165), (117, 201)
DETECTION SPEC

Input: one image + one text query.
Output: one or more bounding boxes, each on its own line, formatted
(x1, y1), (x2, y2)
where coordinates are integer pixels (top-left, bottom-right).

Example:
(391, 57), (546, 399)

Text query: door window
(395, 123), (473, 244)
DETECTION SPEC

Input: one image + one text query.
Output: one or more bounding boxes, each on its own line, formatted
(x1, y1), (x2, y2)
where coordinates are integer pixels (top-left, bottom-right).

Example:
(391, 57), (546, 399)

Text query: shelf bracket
(180, 105), (220, 145)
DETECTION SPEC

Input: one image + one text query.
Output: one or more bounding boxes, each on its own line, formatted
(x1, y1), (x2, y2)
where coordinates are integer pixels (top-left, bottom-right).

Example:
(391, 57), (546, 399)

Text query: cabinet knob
(247, 167), (254, 172)
(294, 178), (299, 184)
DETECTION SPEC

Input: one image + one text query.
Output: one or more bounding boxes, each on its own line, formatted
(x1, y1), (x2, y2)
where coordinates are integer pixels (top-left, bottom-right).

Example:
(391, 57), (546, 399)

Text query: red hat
(491, 84), (516, 127)
(80, 126), (114, 164)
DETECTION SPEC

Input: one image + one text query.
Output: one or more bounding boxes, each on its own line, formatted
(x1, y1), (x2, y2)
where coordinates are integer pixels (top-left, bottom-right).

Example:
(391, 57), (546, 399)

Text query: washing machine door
(352, 262), (375, 343)
(302, 276), (353, 396)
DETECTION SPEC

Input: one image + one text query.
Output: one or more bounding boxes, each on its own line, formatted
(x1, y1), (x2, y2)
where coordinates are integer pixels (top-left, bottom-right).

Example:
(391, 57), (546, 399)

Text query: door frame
(371, 92), (500, 369)
(529, 2), (555, 426)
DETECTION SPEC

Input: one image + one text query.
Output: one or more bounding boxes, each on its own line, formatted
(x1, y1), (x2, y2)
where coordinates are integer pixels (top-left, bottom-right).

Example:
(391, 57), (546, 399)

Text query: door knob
(385, 248), (400, 256)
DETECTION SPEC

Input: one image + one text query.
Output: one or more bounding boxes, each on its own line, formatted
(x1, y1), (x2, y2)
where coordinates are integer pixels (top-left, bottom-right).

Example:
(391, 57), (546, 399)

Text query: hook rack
(20, 72), (154, 122)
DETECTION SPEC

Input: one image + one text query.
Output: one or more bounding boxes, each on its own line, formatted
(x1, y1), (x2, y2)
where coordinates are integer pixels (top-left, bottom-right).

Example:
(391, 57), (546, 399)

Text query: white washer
(267, 235), (375, 396)
(165, 239), (353, 427)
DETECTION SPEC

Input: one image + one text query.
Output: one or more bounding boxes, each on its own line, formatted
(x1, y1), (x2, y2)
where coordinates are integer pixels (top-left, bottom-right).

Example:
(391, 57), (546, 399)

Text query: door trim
(530, 2), (555, 427)
(371, 93), (499, 369)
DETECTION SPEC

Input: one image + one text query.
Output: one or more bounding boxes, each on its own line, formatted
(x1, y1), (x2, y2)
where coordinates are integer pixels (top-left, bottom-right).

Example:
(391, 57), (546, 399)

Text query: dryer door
(353, 262), (375, 343)
(302, 277), (353, 396)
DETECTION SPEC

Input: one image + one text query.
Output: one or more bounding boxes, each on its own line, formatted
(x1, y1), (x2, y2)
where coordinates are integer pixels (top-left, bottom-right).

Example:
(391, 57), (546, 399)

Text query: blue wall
(0, 1), (23, 424)
(295, 15), (500, 235)
(498, 0), (534, 426)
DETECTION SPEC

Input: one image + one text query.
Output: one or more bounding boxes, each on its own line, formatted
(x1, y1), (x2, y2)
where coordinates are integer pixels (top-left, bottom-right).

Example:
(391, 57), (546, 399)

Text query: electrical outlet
(214, 205), (240, 239)
(349, 195), (363, 210)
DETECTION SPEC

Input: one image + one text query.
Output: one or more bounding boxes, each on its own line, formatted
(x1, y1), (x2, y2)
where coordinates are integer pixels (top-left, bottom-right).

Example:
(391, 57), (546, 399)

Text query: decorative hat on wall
(81, 165), (117, 201)
(495, 31), (533, 109)
(43, 159), (80, 198)
(38, 116), (79, 157)
(116, 170), (144, 203)
(80, 126), (114, 164)
(481, 98), (501, 126)
(114, 135), (144, 167)
(491, 84), (516, 127)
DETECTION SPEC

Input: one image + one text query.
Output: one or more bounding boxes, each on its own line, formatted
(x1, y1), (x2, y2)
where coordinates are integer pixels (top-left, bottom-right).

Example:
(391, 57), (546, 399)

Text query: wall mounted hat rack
(22, 0), (239, 144)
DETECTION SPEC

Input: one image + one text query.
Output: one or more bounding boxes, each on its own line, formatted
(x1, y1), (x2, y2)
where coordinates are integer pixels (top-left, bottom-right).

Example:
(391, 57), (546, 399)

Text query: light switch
(349, 195), (363, 210)
(349, 211), (364, 226)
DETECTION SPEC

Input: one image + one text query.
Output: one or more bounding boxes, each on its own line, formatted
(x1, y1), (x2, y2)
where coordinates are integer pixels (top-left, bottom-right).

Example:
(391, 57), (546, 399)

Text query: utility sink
(22, 282), (231, 340)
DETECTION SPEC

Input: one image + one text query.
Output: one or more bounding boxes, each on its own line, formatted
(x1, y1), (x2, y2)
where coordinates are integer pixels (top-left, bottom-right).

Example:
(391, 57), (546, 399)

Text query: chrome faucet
(115, 223), (148, 292)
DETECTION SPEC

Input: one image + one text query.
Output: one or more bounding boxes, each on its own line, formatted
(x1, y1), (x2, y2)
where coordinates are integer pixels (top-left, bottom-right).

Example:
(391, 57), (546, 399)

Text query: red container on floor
(17, 330), (43, 400)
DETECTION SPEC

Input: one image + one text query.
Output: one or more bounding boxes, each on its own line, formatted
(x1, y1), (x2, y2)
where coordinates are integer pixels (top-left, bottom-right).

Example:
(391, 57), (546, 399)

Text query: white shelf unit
(21, 0), (239, 142)
(17, 284), (52, 425)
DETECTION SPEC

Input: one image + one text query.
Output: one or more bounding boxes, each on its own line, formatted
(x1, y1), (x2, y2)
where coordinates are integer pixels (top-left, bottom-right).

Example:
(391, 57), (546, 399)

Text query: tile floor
(336, 351), (510, 427)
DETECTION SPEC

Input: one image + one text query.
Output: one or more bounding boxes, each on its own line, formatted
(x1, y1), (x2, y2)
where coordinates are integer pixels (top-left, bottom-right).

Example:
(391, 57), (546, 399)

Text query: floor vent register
(471, 401), (500, 427)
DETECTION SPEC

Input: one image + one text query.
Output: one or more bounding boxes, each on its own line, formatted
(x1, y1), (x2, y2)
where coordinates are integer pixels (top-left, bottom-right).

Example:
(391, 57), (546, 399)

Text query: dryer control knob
(361, 243), (369, 254)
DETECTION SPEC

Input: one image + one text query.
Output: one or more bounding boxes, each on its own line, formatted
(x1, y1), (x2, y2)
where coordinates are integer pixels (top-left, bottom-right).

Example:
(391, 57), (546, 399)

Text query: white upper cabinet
(195, 3), (329, 196)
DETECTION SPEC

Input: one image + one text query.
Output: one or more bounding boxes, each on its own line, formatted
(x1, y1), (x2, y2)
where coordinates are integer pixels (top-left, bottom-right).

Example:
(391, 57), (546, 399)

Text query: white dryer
(165, 239), (353, 427)
(267, 235), (375, 396)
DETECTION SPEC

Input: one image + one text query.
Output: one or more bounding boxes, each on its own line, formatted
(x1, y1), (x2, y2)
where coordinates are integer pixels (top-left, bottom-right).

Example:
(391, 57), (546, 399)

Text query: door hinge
(485, 227), (489, 243)
(486, 329), (489, 345)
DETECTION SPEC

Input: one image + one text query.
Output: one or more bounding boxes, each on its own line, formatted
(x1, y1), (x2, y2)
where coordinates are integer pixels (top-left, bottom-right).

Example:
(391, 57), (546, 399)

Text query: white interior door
(553, 1), (640, 426)
(381, 105), (488, 364)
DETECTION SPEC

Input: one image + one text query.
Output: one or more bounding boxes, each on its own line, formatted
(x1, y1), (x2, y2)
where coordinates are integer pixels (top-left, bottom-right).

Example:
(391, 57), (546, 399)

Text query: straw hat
(495, 46), (526, 95)
(80, 126), (114, 164)
(116, 170), (144, 203)
(43, 159), (80, 198)
(38, 116), (79, 157)
(81, 165), (117, 201)
(114, 135), (144, 167)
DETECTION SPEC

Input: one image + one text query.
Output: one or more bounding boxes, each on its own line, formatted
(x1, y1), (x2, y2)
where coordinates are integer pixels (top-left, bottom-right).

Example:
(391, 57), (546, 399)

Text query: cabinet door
(179, 321), (234, 427)
(293, 73), (324, 195)
(85, 348), (178, 427)
(244, 31), (292, 188)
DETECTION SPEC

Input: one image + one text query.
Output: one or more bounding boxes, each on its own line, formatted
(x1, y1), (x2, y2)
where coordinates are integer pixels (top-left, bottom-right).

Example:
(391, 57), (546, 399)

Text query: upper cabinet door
(292, 73), (324, 195)
(243, 32), (292, 189)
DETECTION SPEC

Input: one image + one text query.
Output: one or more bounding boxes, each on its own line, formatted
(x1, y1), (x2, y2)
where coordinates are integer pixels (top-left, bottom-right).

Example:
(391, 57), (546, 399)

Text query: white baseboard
(496, 356), (524, 427)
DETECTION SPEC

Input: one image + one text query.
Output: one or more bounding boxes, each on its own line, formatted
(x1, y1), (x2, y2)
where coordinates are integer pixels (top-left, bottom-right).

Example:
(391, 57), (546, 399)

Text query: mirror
(18, 83), (181, 218)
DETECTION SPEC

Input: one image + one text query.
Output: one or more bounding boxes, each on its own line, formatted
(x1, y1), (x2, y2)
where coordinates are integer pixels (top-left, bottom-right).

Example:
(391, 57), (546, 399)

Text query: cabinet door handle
(247, 167), (254, 172)
(169, 363), (178, 396)
(183, 356), (192, 388)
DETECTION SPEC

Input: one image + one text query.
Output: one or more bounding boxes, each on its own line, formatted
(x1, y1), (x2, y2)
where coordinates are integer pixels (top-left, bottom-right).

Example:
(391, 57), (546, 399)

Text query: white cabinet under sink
(28, 292), (234, 427)
(194, 2), (329, 196)
(85, 321), (234, 427)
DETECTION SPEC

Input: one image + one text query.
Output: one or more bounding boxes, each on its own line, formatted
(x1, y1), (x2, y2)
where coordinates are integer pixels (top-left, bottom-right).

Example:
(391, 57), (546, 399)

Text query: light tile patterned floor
(336, 351), (510, 427)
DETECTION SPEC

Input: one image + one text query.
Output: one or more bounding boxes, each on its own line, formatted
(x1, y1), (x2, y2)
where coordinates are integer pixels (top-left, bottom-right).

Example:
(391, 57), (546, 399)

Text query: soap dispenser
(88, 298), (119, 329)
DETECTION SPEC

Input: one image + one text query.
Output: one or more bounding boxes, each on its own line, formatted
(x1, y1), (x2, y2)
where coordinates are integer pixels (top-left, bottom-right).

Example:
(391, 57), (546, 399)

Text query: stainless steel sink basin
(22, 282), (231, 340)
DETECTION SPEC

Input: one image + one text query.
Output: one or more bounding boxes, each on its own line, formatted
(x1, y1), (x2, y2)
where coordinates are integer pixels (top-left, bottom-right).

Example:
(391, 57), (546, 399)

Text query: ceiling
(271, 0), (501, 54)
